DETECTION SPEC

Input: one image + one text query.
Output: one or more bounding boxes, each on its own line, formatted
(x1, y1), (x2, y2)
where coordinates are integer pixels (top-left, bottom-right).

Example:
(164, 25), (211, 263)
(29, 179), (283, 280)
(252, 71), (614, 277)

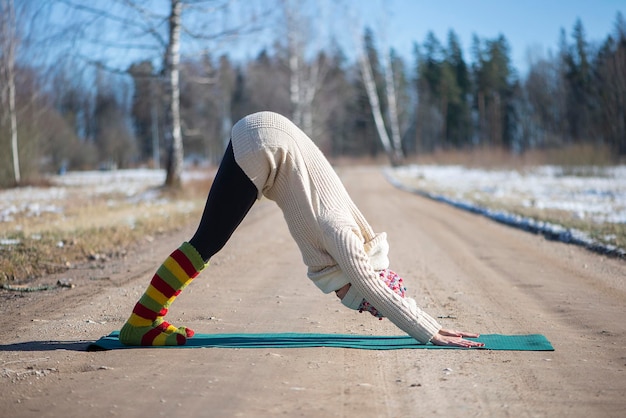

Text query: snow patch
(386, 165), (626, 258)
(0, 168), (212, 223)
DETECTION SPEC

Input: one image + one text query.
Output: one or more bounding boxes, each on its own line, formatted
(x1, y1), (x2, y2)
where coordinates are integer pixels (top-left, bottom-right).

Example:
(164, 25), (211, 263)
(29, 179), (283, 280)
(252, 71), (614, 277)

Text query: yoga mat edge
(87, 332), (554, 351)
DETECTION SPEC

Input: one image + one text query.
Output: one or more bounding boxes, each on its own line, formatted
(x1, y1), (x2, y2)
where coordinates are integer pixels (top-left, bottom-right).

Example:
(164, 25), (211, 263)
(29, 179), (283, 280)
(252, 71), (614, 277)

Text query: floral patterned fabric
(358, 269), (406, 320)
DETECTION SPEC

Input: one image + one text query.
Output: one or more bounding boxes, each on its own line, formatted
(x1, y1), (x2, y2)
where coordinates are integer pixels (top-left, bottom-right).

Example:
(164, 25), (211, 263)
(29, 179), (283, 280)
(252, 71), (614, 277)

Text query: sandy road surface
(1, 166), (625, 418)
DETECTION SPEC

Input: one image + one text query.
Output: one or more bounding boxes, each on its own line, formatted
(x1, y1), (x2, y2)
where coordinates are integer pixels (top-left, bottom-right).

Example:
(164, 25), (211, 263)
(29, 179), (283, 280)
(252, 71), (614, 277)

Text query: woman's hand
(430, 328), (485, 348)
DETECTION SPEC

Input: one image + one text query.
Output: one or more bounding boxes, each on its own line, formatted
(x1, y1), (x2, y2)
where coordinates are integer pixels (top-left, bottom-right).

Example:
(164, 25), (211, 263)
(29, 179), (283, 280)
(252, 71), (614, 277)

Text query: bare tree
(359, 47), (393, 160)
(359, 33), (404, 165)
(0, 0), (20, 184)
(383, 48), (403, 159)
(55, 0), (266, 188)
(282, 0), (328, 138)
(345, 2), (404, 165)
(163, 0), (183, 187)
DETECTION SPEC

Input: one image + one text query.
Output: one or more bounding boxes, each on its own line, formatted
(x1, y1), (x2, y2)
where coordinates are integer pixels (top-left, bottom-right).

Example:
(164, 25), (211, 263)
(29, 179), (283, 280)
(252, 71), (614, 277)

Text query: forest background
(0, 0), (625, 189)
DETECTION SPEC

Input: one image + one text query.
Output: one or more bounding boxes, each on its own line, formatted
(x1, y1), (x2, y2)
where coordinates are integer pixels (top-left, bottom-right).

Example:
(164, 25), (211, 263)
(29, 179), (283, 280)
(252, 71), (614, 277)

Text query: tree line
(0, 0), (624, 188)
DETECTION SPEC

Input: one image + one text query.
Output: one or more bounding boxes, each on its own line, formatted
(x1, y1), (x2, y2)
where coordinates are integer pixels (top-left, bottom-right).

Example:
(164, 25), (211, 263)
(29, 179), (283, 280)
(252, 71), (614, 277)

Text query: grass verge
(471, 196), (626, 251)
(0, 177), (211, 286)
(394, 176), (625, 255)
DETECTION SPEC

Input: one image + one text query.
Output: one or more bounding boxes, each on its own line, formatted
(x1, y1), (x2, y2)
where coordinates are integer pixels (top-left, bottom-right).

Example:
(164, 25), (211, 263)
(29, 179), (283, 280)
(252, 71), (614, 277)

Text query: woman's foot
(156, 318), (195, 337)
(119, 318), (188, 346)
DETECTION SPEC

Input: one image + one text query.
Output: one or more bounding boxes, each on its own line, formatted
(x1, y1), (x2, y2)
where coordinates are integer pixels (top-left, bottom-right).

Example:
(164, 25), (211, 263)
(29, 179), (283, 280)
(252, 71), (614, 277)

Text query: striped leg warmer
(119, 242), (207, 346)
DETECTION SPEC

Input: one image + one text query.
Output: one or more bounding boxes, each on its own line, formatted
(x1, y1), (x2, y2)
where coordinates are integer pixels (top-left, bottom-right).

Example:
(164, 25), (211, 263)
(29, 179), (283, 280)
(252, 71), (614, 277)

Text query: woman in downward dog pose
(119, 111), (484, 348)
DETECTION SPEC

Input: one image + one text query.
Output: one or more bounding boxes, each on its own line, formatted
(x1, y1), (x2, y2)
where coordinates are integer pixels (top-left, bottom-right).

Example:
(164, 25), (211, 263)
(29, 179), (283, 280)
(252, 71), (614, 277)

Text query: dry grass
(396, 173), (625, 254)
(0, 175), (213, 285)
(406, 143), (619, 169)
(397, 144), (625, 253)
(470, 196), (626, 251)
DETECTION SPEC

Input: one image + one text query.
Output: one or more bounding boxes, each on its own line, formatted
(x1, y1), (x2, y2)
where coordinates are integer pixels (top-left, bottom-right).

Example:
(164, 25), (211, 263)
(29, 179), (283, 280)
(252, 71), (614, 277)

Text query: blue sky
(359, 0), (624, 74)
(50, 0), (624, 78)
(232, 0), (624, 76)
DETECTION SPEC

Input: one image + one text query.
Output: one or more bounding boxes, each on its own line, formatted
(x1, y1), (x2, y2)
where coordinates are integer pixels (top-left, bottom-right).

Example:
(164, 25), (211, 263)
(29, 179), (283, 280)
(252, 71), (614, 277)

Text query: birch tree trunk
(301, 61), (319, 137)
(359, 48), (397, 165)
(384, 49), (404, 162)
(284, 0), (321, 137)
(8, 44), (19, 184)
(288, 25), (302, 127)
(1, 0), (20, 184)
(164, 0), (183, 188)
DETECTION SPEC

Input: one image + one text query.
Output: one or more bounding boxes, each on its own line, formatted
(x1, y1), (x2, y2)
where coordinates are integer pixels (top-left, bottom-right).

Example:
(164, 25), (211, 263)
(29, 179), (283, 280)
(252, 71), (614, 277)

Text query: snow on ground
(0, 169), (209, 223)
(387, 165), (626, 257)
(392, 165), (626, 224)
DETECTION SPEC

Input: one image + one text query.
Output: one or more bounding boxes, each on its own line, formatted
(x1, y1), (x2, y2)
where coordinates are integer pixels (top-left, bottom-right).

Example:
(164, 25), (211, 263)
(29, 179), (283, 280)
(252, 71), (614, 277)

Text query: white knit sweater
(231, 111), (441, 344)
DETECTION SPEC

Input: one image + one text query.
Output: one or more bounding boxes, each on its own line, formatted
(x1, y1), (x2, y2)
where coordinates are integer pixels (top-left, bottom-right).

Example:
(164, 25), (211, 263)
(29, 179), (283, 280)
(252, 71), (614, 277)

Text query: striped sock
(119, 242), (207, 346)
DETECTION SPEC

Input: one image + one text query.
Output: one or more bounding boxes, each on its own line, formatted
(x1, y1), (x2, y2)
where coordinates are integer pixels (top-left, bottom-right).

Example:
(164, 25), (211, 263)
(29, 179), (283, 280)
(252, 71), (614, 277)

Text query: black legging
(189, 141), (257, 262)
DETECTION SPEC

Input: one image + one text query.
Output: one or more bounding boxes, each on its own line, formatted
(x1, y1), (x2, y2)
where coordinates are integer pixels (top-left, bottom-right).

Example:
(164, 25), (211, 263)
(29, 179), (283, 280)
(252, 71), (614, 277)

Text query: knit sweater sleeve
(324, 226), (441, 344)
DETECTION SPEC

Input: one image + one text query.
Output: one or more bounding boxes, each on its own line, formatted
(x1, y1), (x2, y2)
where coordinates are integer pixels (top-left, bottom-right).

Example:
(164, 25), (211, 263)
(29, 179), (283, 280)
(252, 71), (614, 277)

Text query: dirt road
(1, 166), (625, 417)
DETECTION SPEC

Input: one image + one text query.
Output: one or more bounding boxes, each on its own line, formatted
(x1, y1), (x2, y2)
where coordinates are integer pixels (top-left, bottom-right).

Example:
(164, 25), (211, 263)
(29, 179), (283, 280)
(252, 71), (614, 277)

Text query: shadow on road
(0, 340), (93, 352)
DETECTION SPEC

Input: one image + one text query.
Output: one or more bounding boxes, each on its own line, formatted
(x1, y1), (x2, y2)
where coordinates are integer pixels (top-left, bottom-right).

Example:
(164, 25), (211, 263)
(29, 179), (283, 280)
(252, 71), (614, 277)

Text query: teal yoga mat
(87, 332), (554, 351)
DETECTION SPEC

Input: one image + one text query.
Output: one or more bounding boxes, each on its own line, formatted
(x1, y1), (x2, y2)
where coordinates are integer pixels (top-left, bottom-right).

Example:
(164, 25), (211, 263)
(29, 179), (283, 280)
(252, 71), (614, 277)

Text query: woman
(120, 111), (484, 348)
